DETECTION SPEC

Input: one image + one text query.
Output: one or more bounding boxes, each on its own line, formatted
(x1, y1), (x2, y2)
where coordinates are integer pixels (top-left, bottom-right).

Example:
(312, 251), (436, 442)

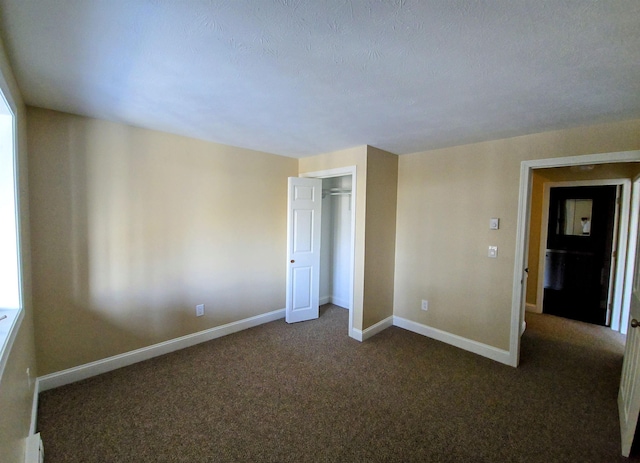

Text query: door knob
(290, 260), (295, 263)
(631, 319), (639, 328)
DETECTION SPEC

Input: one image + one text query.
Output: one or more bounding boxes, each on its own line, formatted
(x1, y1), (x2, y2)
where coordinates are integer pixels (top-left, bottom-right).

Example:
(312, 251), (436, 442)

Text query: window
(0, 87), (22, 380)
(0, 95), (18, 309)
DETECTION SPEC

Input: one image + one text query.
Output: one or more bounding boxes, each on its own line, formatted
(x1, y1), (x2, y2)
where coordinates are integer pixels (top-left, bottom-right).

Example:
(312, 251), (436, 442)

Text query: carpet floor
(37, 305), (639, 462)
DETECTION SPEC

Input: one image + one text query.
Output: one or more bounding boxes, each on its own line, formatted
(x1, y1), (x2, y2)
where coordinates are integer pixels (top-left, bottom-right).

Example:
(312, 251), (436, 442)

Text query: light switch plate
(196, 304), (205, 317)
(488, 246), (498, 258)
(490, 218), (500, 230)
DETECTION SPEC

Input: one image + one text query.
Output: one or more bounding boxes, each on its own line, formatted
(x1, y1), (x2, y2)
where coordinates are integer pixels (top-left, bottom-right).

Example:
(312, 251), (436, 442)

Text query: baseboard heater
(25, 433), (44, 463)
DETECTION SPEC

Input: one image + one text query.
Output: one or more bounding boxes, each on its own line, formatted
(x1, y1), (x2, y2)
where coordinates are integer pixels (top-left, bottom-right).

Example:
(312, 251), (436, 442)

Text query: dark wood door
(543, 185), (617, 325)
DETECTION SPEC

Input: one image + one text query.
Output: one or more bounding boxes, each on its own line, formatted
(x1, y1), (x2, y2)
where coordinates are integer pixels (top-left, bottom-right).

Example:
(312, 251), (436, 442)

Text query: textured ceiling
(1, 0), (639, 158)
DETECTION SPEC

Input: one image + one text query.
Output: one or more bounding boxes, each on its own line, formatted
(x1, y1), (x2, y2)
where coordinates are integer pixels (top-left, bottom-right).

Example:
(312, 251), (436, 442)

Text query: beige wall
(394, 120), (640, 351)
(363, 147), (398, 328)
(299, 146), (368, 330)
(526, 171), (547, 307)
(28, 108), (297, 375)
(0, 36), (37, 463)
(526, 162), (640, 308)
(15, 91), (640, 463)
(0, 316), (37, 463)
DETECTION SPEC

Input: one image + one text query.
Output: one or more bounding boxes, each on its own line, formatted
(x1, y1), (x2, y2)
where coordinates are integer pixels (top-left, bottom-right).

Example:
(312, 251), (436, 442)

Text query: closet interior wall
(320, 175), (352, 309)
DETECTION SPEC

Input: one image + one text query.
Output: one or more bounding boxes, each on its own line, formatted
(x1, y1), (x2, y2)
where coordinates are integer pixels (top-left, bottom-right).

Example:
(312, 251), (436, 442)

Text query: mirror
(557, 199), (592, 236)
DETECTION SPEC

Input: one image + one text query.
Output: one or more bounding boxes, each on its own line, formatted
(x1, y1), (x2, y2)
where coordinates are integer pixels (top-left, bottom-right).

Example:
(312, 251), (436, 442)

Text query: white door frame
(618, 175), (640, 457)
(535, 179), (631, 332)
(511, 150), (640, 367)
(301, 166), (357, 339)
(622, 177), (640, 336)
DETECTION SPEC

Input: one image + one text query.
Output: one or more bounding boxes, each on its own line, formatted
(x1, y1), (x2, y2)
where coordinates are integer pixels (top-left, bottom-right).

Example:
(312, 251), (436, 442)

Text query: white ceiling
(1, 1), (639, 158)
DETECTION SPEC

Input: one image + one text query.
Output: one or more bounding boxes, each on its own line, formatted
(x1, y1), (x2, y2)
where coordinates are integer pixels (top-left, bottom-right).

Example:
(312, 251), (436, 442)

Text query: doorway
(510, 151), (640, 367)
(514, 154), (640, 457)
(542, 185), (618, 325)
(532, 177), (634, 333)
(300, 166), (357, 338)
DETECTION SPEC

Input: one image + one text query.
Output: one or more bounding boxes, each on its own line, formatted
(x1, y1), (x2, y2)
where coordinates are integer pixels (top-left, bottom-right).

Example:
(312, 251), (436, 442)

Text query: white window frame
(0, 73), (24, 383)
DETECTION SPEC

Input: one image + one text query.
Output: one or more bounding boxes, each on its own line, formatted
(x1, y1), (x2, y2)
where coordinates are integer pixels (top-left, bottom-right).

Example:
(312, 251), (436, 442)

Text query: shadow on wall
(29, 110), (295, 375)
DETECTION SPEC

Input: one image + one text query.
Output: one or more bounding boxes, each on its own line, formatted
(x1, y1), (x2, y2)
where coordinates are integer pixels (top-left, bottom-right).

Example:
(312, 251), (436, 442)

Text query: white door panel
(293, 209), (313, 253)
(619, 291), (640, 457)
(286, 177), (322, 323)
(619, 181), (640, 457)
(292, 266), (312, 310)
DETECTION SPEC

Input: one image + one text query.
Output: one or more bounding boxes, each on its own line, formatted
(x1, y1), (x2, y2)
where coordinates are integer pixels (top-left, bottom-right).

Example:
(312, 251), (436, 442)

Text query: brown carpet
(37, 305), (638, 462)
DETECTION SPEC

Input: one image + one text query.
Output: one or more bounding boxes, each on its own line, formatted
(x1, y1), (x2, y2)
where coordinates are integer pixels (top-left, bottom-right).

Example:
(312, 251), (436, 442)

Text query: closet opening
(300, 166), (357, 338)
(320, 175), (352, 311)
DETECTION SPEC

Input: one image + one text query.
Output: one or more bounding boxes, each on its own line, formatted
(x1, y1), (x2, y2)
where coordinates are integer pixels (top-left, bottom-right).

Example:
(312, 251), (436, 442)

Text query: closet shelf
(322, 188), (351, 198)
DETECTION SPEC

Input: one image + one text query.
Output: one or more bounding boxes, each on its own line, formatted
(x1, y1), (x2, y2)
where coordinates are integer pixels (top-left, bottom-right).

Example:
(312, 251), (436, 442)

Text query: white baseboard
(349, 329), (362, 341)
(525, 303), (541, 313)
(351, 315), (394, 342)
(25, 432), (43, 463)
(330, 296), (350, 309)
(319, 295), (349, 309)
(392, 316), (511, 366)
(363, 316), (393, 341)
(29, 378), (40, 435)
(38, 308), (285, 392)
(35, 308), (513, 393)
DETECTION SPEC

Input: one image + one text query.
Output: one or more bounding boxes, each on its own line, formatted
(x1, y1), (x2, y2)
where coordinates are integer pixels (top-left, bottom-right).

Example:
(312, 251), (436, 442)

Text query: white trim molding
(29, 378), (40, 436)
(0, 308), (23, 382)
(38, 309), (285, 392)
(351, 315), (394, 342)
(329, 296), (350, 310)
(393, 316), (512, 365)
(346, 312), (514, 367)
(25, 433), (44, 463)
(319, 296), (351, 309)
(525, 303), (540, 313)
(621, 177), (640, 335)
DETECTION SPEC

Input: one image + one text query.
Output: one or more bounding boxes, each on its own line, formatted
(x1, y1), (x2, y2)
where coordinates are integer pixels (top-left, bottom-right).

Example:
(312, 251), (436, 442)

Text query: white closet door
(285, 177), (322, 323)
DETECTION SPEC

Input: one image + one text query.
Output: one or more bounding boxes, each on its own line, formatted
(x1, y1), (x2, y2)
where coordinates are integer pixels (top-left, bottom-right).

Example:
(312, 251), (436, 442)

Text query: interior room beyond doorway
(525, 162), (640, 332)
